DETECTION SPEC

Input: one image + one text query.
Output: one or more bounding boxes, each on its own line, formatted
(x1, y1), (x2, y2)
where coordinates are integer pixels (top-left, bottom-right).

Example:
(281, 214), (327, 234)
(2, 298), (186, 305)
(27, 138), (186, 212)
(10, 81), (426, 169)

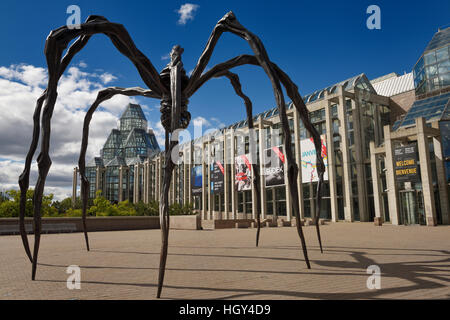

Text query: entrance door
(399, 191), (419, 225)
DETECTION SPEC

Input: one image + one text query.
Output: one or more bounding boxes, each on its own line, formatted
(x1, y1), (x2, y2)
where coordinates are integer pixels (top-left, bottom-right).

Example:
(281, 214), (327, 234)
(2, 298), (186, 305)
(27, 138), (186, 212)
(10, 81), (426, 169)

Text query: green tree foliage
(134, 200), (159, 216)
(169, 202), (194, 215)
(0, 189), (57, 218)
(0, 188), (196, 218)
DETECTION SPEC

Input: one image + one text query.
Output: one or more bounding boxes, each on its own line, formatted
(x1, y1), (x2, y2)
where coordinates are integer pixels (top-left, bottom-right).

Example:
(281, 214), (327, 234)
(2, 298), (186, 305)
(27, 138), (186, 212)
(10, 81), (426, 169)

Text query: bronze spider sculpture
(18, 11), (325, 298)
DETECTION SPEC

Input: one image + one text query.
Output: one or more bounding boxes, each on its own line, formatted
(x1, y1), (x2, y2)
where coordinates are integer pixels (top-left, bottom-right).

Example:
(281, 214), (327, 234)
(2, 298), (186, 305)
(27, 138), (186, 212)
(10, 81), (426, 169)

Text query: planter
(170, 214), (202, 230)
(0, 216), (160, 235)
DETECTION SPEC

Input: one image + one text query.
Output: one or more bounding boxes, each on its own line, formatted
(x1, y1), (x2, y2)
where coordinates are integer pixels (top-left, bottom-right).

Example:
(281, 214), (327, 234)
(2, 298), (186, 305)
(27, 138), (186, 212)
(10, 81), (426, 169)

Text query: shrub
(169, 202), (194, 215)
(66, 208), (82, 217)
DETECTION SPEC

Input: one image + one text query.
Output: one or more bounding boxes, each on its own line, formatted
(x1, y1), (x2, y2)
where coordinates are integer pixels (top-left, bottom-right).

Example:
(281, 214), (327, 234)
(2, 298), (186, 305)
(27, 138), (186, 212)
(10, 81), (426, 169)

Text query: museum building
(73, 26), (450, 226)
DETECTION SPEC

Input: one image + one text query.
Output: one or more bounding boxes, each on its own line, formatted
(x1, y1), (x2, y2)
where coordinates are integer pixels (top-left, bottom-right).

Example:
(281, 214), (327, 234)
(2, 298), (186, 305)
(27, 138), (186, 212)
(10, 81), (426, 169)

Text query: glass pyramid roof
(105, 156), (127, 167)
(120, 103), (147, 120)
(424, 27), (450, 52)
(393, 91), (450, 130)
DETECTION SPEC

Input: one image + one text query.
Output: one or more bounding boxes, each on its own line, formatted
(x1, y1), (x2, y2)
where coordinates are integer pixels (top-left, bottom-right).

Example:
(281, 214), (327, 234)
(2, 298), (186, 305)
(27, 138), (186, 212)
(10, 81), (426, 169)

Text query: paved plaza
(0, 223), (449, 300)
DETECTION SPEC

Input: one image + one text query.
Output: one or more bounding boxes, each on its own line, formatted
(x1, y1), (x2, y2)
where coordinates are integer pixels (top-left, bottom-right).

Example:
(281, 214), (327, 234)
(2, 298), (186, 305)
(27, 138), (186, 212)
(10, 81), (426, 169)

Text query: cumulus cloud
(100, 72), (117, 84)
(210, 117), (225, 129)
(0, 63), (145, 200)
(192, 116), (211, 128)
(177, 3), (199, 25)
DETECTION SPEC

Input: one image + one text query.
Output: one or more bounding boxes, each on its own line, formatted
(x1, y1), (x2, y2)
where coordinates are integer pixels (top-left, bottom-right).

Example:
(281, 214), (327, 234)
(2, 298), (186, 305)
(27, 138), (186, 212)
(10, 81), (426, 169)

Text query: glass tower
(86, 103), (160, 202)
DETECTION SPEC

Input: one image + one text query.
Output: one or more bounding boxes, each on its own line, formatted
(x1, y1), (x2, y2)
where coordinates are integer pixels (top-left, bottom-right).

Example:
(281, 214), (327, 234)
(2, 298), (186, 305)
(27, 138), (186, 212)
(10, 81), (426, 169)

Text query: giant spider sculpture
(18, 11), (325, 298)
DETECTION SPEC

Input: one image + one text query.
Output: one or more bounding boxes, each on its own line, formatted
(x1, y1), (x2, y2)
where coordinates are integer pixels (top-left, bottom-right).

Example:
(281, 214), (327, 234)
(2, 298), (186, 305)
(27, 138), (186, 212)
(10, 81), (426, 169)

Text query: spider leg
(215, 71), (262, 247)
(78, 87), (160, 252)
(18, 30), (93, 263)
(188, 11), (312, 268)
(29, 16), (167, 280)
(157, 131), (175, 298)
(18, 91), (46, 263)
(191, 54), (326, 263)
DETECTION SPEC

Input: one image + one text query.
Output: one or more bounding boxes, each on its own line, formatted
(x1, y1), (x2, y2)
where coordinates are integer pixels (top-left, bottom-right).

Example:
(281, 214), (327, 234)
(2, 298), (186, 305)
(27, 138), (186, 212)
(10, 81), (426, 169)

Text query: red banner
(241, 155), (251, 172)
(272, 146), (285, 163)
(216, 161), (224, 174)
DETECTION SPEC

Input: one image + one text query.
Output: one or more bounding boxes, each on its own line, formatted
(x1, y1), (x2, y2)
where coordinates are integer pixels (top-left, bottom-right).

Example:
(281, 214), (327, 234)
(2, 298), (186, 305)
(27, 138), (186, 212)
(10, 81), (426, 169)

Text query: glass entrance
(399, 191), (422, 225)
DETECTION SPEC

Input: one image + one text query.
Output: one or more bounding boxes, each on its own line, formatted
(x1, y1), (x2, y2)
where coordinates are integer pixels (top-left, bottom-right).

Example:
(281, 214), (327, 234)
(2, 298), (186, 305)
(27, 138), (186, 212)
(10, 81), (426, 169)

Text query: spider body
(18, 11), (325, 298)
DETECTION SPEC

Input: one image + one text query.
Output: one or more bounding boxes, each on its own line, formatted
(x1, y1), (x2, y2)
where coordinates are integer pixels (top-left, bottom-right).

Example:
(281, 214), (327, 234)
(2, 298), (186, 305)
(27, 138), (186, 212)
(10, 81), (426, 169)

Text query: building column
(146, 161), (151, 203)
(324, 96), (338, 222)
(188, 143), (193, 204)
(171, 167), (176, 205)
(230, 130), (237, 219)
(118, 166), (123, 202)
(384, 125), (400, 225)
(432, 121), (449, 224)
(258, 122), (267, 220)
(158, 157), (162, 201)
(183, 149), (188, 205)
(125, 167), (130, 201)
(202, 141), (207, 219)
(250, 128), (257, 220)
(144, 162), (148, 203)
(207, 140), (213, 220)
(352, 90), (369, 221)
(284, 139), (292, 222)
(72, 167), (78, 207)
(293, 108), (305, 220)
(416, 118), (437, 226)
(370, 142), (384, 225)
(134, 164), (139, 203)
(155, 158), (160, 202)
(95, 167), (101, 195)
(223, 131), (230, 219)
(337, 87), (354, 221)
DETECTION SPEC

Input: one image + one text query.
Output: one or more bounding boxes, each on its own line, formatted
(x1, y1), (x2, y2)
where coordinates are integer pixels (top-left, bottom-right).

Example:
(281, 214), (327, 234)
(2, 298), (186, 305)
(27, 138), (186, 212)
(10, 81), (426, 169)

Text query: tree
(0, 189), (57, 218)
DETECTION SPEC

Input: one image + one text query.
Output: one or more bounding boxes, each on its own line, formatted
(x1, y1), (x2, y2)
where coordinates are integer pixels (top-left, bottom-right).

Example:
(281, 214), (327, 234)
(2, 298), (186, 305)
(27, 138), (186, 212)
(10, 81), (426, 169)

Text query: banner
(235, 154), (252, 191)
(210, 161), (225, 194)
(191, 165), (203, 196)
(394, 143), (419, 182)
(263, 146), (285, 187)
(300, 135), (328, 183)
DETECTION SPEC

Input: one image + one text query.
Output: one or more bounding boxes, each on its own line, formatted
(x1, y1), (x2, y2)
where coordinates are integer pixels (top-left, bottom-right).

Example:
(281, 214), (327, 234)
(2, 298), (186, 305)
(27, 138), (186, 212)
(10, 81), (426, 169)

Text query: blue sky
(0, 0), (448, 199)
(1, 0), (449, 127)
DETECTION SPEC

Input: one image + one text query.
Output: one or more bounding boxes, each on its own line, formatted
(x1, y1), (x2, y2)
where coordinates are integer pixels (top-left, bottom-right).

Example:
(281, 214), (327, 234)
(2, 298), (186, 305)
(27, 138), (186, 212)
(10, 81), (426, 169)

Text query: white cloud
(210, 117), (225, 129)
(177, 3), (199, 25)
(0, 63), (152, 200)
(192, 116), (211, 128)
(100, 72), (117, 84)
(161, 53), (171, 61)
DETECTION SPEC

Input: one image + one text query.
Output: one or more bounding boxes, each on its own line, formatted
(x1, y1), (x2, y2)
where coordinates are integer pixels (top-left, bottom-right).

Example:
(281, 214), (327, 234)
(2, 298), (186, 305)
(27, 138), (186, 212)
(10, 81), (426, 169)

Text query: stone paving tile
(0, 223), (449, 300)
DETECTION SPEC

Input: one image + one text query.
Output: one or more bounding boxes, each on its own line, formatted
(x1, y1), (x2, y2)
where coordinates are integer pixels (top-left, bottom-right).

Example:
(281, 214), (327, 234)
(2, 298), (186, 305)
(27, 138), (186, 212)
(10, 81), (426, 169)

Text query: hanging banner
(300, 135), (329, 183)
(263, 145), (285, 187)
(394, 143), (420, 182)
(191, 165), (203, 196)
(235, 154), (252, 191)
(210, 161), (225, 194)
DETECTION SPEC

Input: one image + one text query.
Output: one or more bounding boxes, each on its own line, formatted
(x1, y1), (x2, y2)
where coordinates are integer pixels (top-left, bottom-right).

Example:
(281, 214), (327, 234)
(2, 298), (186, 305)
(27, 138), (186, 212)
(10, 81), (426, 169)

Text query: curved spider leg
(192, 54), (325, 253)
(157, 50), (185, 299)
(18, 91), (46, 263)
(187, 11), (311, 268)
(157, 131), (175, 298)
(29, 16), (167, 280)
(270, 64), (325, 254)
(78, 87), (160, 252)
(215, 71), (262, 247)
(18, 31), (93, 263)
